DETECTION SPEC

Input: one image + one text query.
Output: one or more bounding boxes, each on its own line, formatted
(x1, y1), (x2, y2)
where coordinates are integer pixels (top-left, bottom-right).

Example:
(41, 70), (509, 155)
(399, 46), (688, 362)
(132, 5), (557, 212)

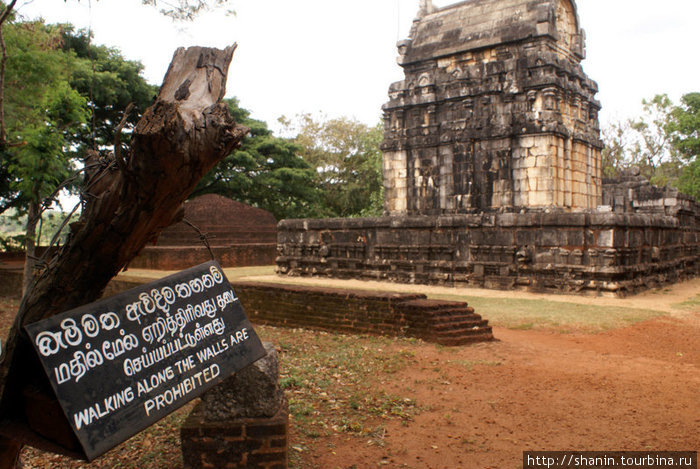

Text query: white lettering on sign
(143, 363), (220, 416)
(35, 312), (121, 357)
(73, 386), (135, 430)
(25, 261), (265, 462)
(230, 327), (250, 345)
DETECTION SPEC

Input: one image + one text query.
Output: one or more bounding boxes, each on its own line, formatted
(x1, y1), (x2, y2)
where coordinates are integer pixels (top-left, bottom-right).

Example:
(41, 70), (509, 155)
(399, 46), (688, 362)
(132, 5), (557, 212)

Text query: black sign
(25, 261), (265, 460)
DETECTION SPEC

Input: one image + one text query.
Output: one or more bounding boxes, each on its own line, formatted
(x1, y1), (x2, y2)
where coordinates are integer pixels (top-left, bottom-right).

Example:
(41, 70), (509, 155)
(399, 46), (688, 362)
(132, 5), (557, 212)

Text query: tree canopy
(1, 20), (88, 215)
(280, 113), (384, 218)
(601, 92), (700, 200)
(59, 26), (158, 156)
(191, 99), (322, 220)
(668, 93), (700, 199)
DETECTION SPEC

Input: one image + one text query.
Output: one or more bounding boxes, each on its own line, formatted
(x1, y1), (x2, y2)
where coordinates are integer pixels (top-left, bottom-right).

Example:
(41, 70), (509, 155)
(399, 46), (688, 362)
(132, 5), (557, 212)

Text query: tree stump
(0, 44), (248, 468)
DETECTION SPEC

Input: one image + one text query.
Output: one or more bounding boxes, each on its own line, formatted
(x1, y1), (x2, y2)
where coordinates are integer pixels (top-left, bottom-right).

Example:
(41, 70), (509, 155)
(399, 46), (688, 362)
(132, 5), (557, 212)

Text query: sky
(16, 0), (700, 132)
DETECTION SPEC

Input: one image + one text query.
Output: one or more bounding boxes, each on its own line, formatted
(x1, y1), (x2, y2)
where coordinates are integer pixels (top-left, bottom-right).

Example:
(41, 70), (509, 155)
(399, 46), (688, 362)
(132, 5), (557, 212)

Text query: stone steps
(399, 299), (494, 345)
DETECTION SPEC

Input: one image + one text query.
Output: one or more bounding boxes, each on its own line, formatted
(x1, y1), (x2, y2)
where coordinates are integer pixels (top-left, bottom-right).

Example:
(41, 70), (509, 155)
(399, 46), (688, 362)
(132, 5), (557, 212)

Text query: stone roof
(400, 0), (584, 65)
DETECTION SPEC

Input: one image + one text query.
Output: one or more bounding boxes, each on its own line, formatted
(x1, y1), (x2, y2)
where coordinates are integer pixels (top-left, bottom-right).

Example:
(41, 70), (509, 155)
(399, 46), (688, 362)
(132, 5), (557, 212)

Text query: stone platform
(276, 211), (700, 297)
(237, 282), (493, 346)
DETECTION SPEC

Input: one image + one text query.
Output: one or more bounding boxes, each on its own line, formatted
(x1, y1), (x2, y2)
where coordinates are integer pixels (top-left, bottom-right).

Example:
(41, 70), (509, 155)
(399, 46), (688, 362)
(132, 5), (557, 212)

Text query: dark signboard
(25, 261), (265, 460)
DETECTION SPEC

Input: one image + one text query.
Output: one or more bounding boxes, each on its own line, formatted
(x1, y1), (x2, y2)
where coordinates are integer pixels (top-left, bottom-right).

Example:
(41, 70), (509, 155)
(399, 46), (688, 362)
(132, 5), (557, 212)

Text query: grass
(671, 293), (700, 311)
(431, 294), (664, 332)
(256, 325), (420, 454)
(241, 270), (669, 333)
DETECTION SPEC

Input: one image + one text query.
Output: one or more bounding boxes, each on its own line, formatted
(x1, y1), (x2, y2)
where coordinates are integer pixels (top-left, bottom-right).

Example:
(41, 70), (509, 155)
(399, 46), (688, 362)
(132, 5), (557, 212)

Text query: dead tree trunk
(0, 45), (248, 467)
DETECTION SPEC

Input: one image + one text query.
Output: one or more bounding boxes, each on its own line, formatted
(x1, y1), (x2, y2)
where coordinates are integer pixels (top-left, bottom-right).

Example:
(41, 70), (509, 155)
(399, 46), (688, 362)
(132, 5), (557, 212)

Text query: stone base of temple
(276, 211), (700, 297)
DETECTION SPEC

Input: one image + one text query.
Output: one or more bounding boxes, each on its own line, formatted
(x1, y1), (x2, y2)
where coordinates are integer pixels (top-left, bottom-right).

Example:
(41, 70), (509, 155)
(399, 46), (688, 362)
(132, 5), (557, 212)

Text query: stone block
(597, 229), (614, 248)
(200, 343), (286, 420)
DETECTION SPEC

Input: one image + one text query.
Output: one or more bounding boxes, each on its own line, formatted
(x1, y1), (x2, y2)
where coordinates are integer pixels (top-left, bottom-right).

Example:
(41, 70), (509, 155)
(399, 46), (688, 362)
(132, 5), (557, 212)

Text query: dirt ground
(297, 316), (699, 468)
(241, 273), (700, 314)
(2, 269), (699, 468)
(247, 276), (700, 469)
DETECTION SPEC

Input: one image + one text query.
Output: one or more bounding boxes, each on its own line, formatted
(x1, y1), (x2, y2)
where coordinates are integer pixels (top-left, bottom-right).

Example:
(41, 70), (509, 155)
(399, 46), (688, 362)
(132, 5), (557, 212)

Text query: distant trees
(0, 2), (388, 262)
(668, 93), (700, 199)
(280, 114), (384, 218)
(191, 99), (322, 220)
(192, 107), (385, 220)
(0, 16), (157, 292)
(601, 92), (700, 200)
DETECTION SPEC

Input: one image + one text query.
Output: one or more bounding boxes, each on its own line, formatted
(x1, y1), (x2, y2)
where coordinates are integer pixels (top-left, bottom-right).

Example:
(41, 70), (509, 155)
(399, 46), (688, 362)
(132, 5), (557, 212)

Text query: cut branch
(0, 44), (248, 467)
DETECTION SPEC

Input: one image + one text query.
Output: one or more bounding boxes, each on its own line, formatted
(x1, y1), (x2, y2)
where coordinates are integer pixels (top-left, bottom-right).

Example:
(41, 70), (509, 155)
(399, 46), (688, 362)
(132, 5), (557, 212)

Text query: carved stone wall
(274, 0), (699, 296)
(276, 211), (700, 297)
(382, 0), (602, 214)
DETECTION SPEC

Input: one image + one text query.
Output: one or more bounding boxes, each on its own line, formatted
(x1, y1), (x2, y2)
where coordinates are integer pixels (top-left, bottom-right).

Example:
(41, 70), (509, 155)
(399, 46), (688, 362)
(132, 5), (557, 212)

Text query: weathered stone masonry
(103, 277), (494, 345)
(382, 0), (602, 214)
(275, 0), (700, 296)
(276, 211), (698, 296)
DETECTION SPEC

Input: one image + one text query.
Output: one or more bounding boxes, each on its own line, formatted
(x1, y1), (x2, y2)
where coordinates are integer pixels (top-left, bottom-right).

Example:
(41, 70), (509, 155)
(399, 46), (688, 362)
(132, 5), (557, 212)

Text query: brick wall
(103, 278), (493, 346)
(181, 393), (288, 469)
(0, 265), (22, 298)
(128, 244), (276, 270)
(235, 282), (492, 346)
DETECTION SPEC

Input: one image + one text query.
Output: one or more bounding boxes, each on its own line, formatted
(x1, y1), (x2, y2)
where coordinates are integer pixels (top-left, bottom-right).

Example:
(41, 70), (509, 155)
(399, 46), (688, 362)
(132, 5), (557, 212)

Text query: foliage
(676, 158), (700, 201)
(0, 18), (155, 261)
(140, 0), (234, 21)
(280, 114), (384, 218)
(600, 93), (700, 198)
(59, 26), (158, 157)
(2, 20), (89, 215)
(668, 92), (700, 161)
(666, 93), (700, 199)
(601, 119), (633, 179)
(191, 99), (322, 220)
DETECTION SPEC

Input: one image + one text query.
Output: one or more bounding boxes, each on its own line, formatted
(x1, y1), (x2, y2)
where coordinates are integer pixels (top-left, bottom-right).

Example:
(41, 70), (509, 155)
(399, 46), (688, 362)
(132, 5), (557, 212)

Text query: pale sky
(17, 0), (700, 132)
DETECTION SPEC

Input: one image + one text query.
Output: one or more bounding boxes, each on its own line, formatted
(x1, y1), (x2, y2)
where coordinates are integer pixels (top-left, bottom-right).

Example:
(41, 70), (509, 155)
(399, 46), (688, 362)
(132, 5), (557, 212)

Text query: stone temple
(383, 0), (601, 214)
(276, 0), (700, 296)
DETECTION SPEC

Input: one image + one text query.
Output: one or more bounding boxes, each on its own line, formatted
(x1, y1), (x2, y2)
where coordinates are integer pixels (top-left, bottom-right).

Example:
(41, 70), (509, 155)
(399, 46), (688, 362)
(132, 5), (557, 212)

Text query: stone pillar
(181, 342), (288, 469)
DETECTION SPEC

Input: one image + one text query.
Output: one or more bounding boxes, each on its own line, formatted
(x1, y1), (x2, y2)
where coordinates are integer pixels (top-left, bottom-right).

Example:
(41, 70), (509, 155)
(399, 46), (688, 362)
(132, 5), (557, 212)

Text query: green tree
(667, 93), (700, 162)
(191, 98), (322, 220)
(2, 19), (90, 289)
(601, 93), (700, 201)
(0, 18), (157, 293)
(601, 94), (681, 185)
(667, 92), (700, 199)
(280, 114), (384, 217)
(60, 26), (158, 156)
(628, 94), (683, 185)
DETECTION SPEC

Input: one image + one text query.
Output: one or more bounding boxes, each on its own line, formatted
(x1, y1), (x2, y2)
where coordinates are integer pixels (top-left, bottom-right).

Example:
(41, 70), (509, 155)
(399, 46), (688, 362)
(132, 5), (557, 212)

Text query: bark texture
(0, 45), (248, 467)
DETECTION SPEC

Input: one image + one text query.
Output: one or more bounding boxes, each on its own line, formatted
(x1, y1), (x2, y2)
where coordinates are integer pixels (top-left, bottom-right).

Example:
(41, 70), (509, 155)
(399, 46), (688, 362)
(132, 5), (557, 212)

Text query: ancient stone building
(382, 0), (602, 214)
(275, 0), (699, 296)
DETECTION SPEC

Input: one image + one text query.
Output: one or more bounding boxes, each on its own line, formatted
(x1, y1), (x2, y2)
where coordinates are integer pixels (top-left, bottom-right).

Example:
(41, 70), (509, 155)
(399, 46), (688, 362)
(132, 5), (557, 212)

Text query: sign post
(25, 261), (265, 460)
